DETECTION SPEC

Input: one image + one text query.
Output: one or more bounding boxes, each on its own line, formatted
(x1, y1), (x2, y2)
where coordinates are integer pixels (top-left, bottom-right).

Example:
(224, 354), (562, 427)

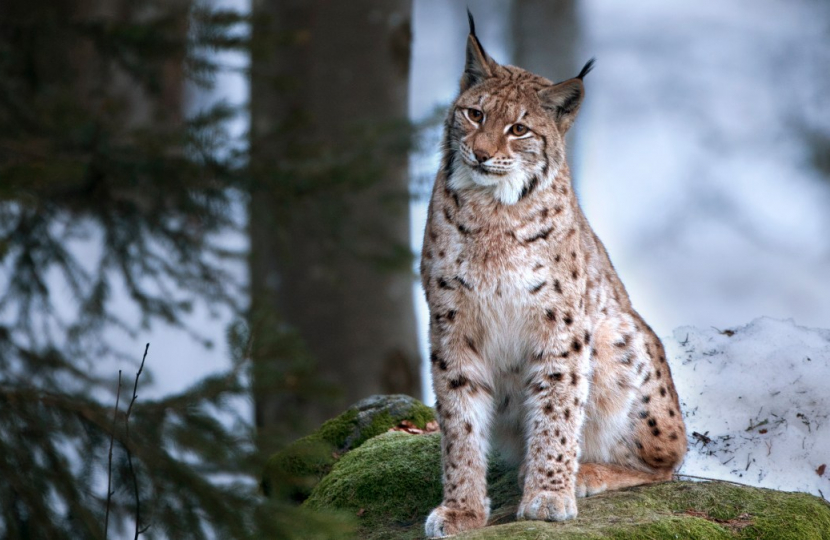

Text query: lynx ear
(538, 59), (595, 133)
(461, 10), (498, 92)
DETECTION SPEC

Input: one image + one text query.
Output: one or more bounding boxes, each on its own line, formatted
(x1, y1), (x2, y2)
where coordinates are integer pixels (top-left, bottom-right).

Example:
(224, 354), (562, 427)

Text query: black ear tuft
(460, 9), (497, 92)
(467, 8), (476, 37)
(577, 58), (596, 80)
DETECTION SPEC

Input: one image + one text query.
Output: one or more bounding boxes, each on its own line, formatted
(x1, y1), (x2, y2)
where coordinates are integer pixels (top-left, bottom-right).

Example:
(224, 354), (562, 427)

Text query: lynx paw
(425, 502), (489, 538)
(517, 490), (577, 522)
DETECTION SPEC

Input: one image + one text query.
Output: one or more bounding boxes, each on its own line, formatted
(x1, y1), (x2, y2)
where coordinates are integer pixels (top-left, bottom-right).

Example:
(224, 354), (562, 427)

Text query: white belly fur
(471, 279), (635, 467)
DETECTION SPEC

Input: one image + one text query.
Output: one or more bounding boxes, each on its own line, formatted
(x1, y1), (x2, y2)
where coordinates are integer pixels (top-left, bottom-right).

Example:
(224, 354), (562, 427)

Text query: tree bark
(250, 0), (420, 441)
(512, 0), (583, 167)
(511, 0), (580, 82)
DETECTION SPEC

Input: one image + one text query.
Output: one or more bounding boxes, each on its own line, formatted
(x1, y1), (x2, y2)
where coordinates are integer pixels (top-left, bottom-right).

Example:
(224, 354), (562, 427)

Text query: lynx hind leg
(630, 328), (687, 473)
(579, 316), (686, 498)
(576, 462), (672, 497)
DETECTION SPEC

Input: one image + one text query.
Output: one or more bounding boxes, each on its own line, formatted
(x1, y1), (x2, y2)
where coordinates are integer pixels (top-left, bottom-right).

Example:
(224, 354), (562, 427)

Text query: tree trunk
(511, 0), (580, 82)
(250, 0), (420, 442)
(512, 0), (583, 167)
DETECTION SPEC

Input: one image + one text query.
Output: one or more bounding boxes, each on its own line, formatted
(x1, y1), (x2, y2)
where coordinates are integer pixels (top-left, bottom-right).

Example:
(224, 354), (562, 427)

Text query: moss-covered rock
(306, 430), (830, 540)
(305, 432), (442, 535)
(262, 394), (435, 501)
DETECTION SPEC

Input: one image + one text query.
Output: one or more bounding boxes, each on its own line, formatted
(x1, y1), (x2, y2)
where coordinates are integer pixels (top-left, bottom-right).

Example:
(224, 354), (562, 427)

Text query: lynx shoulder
(421, 13), (686, 538)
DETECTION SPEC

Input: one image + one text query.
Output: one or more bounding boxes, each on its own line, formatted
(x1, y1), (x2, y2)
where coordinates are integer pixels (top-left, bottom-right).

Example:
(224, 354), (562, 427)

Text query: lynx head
(445, 11), (594, 205)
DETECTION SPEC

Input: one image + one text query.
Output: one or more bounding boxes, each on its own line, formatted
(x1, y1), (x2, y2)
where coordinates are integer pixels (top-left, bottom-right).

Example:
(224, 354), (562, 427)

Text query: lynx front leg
(518, 344), (589, 522)
(426, 346), (494, 538)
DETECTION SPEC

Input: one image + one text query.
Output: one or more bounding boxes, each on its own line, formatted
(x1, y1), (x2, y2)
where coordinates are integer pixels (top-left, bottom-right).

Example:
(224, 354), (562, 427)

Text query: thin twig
(104, 370), (122, 540)
(675, 473), (756, 488)
(125, 343), (149, 540)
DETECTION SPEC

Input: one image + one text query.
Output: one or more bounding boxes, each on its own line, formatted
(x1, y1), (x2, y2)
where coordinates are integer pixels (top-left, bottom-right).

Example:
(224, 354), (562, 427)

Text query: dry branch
(104, 370), (122, 539)
(125, 343), (149, 540)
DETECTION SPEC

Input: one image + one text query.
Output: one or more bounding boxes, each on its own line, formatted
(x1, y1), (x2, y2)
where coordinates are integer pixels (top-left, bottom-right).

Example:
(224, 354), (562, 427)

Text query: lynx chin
(420, 12), (687, 538)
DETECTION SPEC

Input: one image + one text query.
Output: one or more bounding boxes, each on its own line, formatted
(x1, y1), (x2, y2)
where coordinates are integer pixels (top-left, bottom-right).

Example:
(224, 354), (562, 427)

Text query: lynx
(420, 13), (687, 537)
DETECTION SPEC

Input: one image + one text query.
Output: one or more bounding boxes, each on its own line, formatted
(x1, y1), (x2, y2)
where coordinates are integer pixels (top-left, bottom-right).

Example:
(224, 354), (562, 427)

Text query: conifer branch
(104, 370), (122, 539)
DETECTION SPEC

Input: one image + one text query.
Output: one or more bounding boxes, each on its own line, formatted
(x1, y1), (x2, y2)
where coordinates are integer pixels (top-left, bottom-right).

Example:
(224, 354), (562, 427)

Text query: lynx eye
(467, 108), (483, 123)
(510, 124), (529, 136)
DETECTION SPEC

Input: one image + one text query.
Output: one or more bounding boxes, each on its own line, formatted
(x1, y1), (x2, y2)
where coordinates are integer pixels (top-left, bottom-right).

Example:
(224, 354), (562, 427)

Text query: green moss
(407, 401), (437, 428)
(455, 516), (731, 540)
(305, 428), (830, 540)
(352, 402), (434, 446)
(638, 481), (830, 540)
(268, 503), (357, 540)
(359, 411), (396, 446)
(316, 408), (361, 448)
(607, 517), (732, 540)
(305, 432), (442, 539)
(262, 395), (435, 502)
(262, 408), (359, 500)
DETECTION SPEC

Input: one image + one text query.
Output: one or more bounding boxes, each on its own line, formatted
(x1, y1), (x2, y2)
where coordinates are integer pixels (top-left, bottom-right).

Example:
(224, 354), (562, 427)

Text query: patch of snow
(668, 317), (830, 499)
(580, 0), (830, 336)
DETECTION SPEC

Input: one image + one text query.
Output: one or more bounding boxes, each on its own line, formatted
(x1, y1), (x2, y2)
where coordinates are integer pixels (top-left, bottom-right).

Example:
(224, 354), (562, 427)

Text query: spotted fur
(422, 14), (686, 538)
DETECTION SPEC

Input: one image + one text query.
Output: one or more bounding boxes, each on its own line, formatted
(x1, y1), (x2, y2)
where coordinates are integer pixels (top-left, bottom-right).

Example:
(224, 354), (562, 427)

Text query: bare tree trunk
(512, 0), (583, 167)
(250, 0), (420, 441)
(511, 0), (580, 82)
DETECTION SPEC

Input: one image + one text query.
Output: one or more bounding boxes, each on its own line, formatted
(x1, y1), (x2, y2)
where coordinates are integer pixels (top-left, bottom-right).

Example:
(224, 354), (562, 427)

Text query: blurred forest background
(1, 0), (828, 538)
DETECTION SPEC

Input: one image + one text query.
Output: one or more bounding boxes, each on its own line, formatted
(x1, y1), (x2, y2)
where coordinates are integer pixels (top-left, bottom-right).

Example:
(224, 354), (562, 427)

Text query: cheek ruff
(449, 144), (548, 205)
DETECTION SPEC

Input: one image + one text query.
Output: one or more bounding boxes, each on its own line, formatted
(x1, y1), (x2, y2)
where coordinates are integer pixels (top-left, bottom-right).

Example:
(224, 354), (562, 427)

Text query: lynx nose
(473, 150), (491, 163)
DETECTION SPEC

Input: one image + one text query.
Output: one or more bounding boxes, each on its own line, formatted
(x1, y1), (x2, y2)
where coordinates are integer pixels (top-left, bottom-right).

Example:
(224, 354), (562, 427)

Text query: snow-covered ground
(670, 317), (830, 500)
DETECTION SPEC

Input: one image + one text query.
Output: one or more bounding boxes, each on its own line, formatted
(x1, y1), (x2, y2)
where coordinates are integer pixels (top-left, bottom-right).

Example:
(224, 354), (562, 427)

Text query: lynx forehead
(421, 11), (686, 538)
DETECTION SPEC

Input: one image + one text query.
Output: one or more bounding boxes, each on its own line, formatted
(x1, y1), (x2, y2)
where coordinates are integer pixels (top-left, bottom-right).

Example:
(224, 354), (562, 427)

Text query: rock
(305, 432), (442, 534)
(304, 431), (830, 539)
(262, 394), (435, 501)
